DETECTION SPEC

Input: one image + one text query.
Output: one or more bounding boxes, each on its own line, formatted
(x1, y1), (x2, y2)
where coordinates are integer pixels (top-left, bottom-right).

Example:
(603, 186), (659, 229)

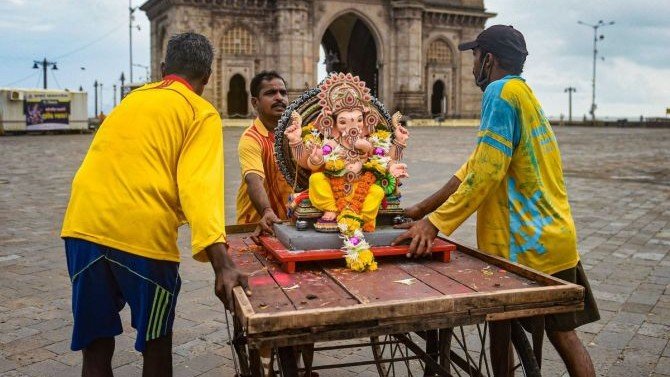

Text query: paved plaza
(0, 126), (669, 376)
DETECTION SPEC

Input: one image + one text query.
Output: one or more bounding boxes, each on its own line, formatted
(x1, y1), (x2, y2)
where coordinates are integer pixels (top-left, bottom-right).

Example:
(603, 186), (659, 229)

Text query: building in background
(0, 88), (88, 134)
(141, 0), (493, 118)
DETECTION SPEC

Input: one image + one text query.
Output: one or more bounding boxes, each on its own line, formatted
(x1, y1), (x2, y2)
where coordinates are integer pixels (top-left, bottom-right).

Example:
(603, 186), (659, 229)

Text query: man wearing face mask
(394, 25), (599, 377)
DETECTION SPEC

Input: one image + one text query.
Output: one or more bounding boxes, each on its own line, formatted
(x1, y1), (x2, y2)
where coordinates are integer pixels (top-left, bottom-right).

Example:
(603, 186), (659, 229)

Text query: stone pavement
(0, 126), (668, 376)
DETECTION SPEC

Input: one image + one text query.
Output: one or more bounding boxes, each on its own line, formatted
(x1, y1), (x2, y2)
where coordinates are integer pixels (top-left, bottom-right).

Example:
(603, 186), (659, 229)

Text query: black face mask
(475, 53), (491, 92)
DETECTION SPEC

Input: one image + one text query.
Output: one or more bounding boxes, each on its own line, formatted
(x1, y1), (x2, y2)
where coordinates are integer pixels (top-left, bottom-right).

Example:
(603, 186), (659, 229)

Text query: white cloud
(485, 0), (670, 118)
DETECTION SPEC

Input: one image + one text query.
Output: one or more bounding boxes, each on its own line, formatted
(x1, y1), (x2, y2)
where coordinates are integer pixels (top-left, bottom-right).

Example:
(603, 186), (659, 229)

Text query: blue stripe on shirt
(479, 77), (519, 157)
(479, 135), (513, 157)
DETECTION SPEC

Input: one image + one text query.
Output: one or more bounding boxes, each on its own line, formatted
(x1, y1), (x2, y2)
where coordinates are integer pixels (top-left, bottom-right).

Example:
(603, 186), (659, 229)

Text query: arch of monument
(141, 0), (495, 118)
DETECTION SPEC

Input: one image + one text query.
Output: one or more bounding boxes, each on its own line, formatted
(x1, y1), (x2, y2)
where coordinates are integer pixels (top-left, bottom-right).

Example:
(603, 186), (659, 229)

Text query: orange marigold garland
(328, 171), (378, 272)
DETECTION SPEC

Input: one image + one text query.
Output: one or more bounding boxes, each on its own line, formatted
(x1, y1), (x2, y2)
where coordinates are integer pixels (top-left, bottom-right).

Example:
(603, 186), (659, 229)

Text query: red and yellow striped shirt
(235, 118), (293, 224)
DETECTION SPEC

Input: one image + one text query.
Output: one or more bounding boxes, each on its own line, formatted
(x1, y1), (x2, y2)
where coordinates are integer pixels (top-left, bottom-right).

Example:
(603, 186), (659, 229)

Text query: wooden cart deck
(227, 225), (584, 350)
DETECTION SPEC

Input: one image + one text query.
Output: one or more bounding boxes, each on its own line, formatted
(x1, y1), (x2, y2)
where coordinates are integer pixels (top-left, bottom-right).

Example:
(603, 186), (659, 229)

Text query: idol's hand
(307, 143), (325, 167)
(285, 111), (303, 144)
(391, 112), (409, 144)
(389, 162), (409, 179)
(354, 138), (372, 153)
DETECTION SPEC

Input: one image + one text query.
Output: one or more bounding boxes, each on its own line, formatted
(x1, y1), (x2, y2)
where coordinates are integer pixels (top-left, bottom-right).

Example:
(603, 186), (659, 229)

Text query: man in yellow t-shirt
(236, 71), (293, 234)
(61, 33), (248, 376)
(395, 26), (599, 377)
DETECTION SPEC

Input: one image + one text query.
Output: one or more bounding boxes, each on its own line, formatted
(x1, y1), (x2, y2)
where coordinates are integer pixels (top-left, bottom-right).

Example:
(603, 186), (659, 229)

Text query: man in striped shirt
(236, 71), (293, 234)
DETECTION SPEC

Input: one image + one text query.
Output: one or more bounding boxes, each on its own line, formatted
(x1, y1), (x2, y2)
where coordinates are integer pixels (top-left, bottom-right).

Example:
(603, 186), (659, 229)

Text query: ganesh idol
(279, 73), (408, 271)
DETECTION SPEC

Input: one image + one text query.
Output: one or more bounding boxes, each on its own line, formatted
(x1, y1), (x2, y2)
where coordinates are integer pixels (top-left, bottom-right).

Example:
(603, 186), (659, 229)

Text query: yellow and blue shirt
(61, 75), (226, 263)
(428, 75), (579, 275)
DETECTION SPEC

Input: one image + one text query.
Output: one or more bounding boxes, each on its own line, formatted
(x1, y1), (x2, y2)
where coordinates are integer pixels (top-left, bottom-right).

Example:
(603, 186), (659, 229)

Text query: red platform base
(259, 236), (456, 273)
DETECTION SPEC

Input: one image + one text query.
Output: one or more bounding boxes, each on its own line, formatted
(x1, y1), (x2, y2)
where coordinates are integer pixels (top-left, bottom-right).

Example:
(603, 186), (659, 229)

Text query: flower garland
(366, 129), (398, 195)
(300, 125), (395, 272)
(331, 171), (378, 272)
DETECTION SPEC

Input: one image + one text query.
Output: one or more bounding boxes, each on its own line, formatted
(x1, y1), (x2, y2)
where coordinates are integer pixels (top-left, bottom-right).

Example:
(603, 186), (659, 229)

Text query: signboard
(23, 92), (71, 130)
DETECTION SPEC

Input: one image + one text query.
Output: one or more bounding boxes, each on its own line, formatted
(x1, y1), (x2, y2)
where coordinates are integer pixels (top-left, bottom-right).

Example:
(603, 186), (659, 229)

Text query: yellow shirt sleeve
(177, 112), (226, 262)
(427, 142), (510, 236)
(453, 152), (473, 181)
(238, 134), (265, 179)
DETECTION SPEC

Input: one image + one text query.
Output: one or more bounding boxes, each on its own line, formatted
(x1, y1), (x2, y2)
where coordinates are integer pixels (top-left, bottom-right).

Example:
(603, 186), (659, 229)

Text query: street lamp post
(93, 80), (99, 115)
(578, 20), (614, 123)
(32, 58), (58, 89)
(129, 0), (141, 83)
(132, 63), (150, 82)
(564, 87), (576, 123)
(99, 83), (104, 115)
(113, 85), (117, 107)
(78, 67), (86, 93)
(120, 72), (126, 100)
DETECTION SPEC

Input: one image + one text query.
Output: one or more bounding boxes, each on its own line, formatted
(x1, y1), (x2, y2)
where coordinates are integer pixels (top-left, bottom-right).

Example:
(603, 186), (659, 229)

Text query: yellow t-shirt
(428, 76), (579, 275)
(61, 75), (226, 262)
(235, 118), (293, 224)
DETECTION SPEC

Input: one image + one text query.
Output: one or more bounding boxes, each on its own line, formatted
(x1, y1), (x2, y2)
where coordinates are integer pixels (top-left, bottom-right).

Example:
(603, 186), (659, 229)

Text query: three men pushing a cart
(61, 25), (598, 377)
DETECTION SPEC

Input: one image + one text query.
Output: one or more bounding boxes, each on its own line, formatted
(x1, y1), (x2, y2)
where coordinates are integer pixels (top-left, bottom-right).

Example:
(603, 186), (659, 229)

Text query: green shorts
(523, 261), (600, 332)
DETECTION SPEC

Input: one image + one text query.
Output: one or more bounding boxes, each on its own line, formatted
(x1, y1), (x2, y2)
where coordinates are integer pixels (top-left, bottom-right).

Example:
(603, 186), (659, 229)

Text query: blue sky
(1, 0), (668, 118)
(485, 0), (670, 120)
(0, 0), (151, 115)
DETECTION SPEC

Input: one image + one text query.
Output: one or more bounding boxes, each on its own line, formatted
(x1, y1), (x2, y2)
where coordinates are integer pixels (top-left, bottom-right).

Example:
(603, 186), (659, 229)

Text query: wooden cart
(226, 225), (584, 377)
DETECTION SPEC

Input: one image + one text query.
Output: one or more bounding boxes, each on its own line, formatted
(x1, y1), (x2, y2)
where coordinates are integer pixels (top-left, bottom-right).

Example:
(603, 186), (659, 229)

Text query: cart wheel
(370, 334), (426, 377)
(510, 320), (542, 377)
(446, 321), (542, 377)
(232, 315), (256, 376)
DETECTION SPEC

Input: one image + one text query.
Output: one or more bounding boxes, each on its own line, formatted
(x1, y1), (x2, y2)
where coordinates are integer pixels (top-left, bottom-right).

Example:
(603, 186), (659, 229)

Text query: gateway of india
(141, 0), (494, 118)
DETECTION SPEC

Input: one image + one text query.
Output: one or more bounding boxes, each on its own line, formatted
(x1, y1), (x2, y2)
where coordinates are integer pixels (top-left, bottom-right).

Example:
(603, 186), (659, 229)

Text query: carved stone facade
(141, 0), (494, 118)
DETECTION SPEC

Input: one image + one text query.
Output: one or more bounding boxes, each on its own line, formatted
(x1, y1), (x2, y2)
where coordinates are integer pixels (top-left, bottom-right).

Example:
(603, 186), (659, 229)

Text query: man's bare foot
(321, 211), (337, 221)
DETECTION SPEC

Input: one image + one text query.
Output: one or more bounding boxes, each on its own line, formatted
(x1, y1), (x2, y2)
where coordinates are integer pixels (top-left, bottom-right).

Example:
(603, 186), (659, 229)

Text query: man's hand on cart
(392, 218), (439, 258)
(206, 243), (251, 311)
(252, 208), (281, 243)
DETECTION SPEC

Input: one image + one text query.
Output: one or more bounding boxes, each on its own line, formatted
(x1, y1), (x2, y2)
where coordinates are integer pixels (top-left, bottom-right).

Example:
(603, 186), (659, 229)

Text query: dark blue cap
(459, 25), (528, 61)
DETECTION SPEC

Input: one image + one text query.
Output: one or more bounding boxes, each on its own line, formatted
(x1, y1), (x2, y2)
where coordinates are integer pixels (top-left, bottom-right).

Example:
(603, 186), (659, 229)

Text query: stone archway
(321, 13), (379, 96)
(227, 74), (248, 118)
(426, 38), (457, 116)
(431, 80), (446, 116)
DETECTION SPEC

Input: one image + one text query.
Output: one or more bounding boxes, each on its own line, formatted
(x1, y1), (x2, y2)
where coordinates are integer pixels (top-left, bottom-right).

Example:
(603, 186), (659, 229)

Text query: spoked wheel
(447, 321), (541, 377)
(234, 322), (541, 377)
(370, 333), (426, 377)
(396, 322), (541, 377)
(448, 324), (492, 377)
(510, 320), (542, 377)
(371, 329), (483, 377)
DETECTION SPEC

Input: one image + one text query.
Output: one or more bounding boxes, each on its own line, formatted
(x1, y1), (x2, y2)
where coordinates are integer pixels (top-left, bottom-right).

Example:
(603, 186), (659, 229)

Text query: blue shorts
(65, 238), (181, 352)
